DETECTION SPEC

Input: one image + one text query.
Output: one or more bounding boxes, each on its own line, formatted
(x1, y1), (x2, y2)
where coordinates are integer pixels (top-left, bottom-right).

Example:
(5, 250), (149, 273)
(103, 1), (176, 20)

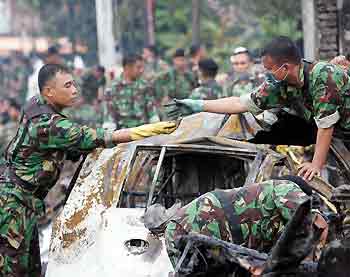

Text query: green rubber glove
(164, 99), (204, 120)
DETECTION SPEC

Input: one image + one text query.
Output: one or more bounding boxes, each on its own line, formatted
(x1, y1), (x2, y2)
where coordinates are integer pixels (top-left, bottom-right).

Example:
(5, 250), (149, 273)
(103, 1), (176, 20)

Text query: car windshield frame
(120, 143), (262, 210)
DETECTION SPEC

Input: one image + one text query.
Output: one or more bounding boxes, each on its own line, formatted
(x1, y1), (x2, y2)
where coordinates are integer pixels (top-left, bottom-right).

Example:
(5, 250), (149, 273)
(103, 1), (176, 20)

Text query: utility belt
(211, 189), (244, 245)
(7, 166), (48, 200)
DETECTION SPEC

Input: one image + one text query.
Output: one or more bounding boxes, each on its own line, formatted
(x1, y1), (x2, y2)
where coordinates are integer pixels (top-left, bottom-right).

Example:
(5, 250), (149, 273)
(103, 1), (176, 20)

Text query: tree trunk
(146, 0), (156, 46)
(192, 0), (200, 45)
(95, 0), (117, 68)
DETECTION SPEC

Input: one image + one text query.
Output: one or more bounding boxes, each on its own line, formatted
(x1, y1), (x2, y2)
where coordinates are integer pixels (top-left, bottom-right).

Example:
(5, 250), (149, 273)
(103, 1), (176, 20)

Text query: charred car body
(46, 113), (350, 276)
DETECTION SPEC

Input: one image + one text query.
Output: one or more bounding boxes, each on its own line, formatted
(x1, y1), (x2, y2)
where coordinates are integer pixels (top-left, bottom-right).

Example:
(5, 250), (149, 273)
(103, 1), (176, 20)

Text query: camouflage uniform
(165, 180), (308, 267)
(143, 58), (169, 82)
(64, 103), (103, 129)
(80, 71), (106, 104)
(154, 68), (198, 120)
(224, 72), (262, 97)
(0, 122), (17, 160)
(190, 79), (224, 100)
(0, 95), (114, 276)
(188, 62), (200, 89)
(155, 68), (198, 101)
(240, 61), (350, 133)
(103, 76), (159, 129)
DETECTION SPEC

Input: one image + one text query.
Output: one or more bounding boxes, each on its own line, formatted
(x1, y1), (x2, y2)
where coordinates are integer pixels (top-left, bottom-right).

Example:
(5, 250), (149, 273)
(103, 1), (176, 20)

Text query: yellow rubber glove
(130, 121), (177, 141)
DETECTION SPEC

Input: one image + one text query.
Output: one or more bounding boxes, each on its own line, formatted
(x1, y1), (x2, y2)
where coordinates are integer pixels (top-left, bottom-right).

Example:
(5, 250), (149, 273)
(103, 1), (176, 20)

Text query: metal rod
(146, 146), (166, 208)
(152, 169), (176, 205)
(175, 240), (193, 273)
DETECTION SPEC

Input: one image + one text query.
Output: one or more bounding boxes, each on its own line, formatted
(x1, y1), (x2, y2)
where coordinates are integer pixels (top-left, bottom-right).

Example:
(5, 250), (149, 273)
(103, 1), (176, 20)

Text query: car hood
(47, 208), (173, 277)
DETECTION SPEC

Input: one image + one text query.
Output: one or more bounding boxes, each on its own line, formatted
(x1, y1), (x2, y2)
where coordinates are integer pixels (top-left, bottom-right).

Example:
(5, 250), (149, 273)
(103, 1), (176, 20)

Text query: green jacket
(165, 180), (308, 266)
(240, 61), (350, 130)
(154, 68), (198, 100)
(103, 76), (158, 129)
(190, 79), (224, 100)
(2, 95), (113, 214)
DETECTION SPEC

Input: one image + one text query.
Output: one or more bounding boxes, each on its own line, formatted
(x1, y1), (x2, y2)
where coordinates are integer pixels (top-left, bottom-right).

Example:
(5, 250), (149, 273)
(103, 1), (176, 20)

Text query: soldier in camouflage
(190, 58), (223, 100)
(64, 65), (106, 129)
(64, 96), (104, 129)
(154, 49), (198, 105)
(80, 65), (106, 104)
(223, 47), (263, 97)
(102, 54), (159, 129)
(165, 177), (326, 272)
(167, 36), (350, 181)
(0, 64), (177, 276)
(0, 98), (21, 161)
(142, 45), (169, 82)
(188, 45), (206, 86)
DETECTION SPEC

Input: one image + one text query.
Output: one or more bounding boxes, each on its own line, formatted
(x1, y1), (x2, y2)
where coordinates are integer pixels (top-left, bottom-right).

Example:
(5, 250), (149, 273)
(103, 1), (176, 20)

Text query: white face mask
(266, 63), (289, 84)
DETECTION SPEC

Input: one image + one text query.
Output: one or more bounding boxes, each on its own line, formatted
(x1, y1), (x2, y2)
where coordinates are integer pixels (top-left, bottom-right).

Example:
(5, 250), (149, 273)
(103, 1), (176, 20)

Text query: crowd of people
(0, 42), (266, 160)
(75, 43), (266, 131)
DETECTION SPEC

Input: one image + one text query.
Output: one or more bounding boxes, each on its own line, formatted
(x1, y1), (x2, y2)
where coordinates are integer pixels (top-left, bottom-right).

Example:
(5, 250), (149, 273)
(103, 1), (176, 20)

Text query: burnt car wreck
(46, 112), (350, 277)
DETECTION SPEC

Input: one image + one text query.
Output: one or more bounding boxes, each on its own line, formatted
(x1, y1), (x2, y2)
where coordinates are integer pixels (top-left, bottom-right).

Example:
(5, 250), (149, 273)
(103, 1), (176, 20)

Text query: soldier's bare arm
(299, 63), (345, 180)
(112, 128), (132, 143)
(203, 96), (249, 114)
(165, 80), (285, 119)
(298, 127), (334, 180)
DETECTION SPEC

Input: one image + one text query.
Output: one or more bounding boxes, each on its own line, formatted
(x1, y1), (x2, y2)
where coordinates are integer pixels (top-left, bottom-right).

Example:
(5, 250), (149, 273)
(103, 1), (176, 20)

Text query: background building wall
(313, 0), (350, 59)
(315, 0), (339, 59)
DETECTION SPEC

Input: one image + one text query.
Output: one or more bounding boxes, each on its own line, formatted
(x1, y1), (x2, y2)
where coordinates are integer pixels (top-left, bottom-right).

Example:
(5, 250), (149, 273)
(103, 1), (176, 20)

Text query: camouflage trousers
(164, 192), (233, 268)
(0, 190), (41, 277)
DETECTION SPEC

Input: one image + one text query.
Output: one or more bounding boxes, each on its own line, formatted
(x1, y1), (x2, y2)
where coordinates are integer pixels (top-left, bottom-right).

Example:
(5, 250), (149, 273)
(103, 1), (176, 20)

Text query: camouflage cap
(230, 46), (250, 62)
(233, 46), (249, 55)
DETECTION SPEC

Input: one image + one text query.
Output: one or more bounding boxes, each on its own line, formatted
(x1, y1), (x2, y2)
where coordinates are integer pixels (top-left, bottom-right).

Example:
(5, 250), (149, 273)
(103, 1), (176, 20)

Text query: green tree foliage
(117, 0), (146, 54)
(150, 0), (302, 69)
(22, 0), (303, 70)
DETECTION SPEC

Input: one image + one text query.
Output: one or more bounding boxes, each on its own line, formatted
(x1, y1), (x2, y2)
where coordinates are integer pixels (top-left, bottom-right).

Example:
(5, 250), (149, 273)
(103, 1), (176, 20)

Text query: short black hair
(48, 45), (59, 56)
(96, 65), (105, 74)
(38, 64), (70, 92)
(346, 53), (350, 61)
(173, 48), (185, 58)
(189, 45), (201, 57)
(261, 36), (301, 64)
(122, 53), (143, 67)
(7, 98), (21, 110)
(144, 45), (158, 56)
(198, 58), (219, 78)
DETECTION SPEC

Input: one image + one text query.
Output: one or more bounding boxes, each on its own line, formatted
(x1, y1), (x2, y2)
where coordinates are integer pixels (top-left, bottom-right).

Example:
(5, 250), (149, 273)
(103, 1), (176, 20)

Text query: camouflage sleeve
(216, 86), (225, 99)
(101, 86), (118, 128)
(310, 63), (346, 128)
(272, 180), (309, 221)
(239, 79), (287, 115)
(34, 115), (114, 151)
(101, 100), (117, 129)
(222, 81), (232, 97)
(186, 71), (199, 89)
(154, 71), (171, 100)
(189, 87), (203, 100)
(144, 84), (160, 123)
